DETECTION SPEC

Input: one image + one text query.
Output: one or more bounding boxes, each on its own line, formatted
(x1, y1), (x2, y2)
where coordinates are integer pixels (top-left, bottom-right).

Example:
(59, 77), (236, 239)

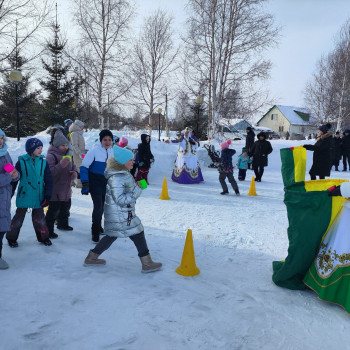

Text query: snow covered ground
(2, 130), (350, 350)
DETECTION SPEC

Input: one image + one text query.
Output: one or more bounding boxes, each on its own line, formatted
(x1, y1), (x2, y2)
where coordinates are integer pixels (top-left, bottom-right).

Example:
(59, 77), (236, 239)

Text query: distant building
(257, 105), (318, 139)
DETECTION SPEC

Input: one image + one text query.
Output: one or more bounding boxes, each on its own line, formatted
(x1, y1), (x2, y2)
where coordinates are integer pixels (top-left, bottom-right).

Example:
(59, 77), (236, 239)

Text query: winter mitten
(60, 157), (70, 168)
(328, 185), (341, 196)
(40, 196), (50, 208)
(70, 171), (78, 181)
(81, 182), (89, 195)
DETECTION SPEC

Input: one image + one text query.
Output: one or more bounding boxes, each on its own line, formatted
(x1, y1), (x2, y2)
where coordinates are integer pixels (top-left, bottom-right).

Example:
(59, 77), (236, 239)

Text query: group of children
(0, 127), (161, 273)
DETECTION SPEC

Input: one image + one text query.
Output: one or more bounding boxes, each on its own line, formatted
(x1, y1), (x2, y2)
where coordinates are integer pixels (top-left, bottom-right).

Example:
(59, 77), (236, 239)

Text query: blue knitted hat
(25, 138), (43, 154)
(113, 145), (134, 165)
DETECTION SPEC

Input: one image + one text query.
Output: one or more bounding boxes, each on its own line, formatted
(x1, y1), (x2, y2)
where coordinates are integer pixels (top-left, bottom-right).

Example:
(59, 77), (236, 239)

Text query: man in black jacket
(249, 132), (273, 182)
(341, 129), (350, 171)
(245, 127), (255, 169)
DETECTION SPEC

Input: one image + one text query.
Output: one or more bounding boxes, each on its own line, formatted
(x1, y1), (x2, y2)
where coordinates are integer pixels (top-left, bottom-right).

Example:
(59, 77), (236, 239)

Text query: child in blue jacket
(6, 138), (53, 247)
(236, 147), (252, 181)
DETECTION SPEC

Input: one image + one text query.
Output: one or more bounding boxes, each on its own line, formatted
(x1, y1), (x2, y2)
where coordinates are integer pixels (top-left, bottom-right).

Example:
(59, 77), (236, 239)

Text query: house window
(271, 114), (278, 121)
(279, 126), (284, 132)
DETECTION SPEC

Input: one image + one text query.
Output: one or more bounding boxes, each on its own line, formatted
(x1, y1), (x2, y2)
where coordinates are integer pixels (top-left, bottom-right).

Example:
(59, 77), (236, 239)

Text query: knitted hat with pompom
(220, 139), (232, 150)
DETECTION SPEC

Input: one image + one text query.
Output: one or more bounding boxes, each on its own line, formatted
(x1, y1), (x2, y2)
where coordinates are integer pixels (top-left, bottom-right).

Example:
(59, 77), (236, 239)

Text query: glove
(303, 145), (311, 150)
(139, 162), (144, 167)
(79, 154), (85, 160)
(328, 185), (342, 196)
(70, 171), (78, 181)
(60, 157), (70, 168)
(81, 182), (89, 195)
(40, 197), (50, 208)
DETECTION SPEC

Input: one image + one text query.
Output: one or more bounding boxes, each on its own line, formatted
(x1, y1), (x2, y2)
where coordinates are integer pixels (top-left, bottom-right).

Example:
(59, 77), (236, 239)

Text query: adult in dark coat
(135, 134), (154, 183)
(249, 132), (273, 182)
(330, 131), (342, 171)
(303, 124), (332, 180)
(245, 127), (255, 169)
(341, 129), (350, 171)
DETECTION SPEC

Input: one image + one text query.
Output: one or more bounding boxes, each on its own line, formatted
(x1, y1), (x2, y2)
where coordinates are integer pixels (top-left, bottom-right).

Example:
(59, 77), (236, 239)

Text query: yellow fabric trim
(305, 179), (348, 238)
(292, 146), (306, 183)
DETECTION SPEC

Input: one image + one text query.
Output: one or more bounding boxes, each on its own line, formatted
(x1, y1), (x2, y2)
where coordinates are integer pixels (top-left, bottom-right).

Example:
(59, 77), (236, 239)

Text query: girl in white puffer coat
(84, 145), (162, 273)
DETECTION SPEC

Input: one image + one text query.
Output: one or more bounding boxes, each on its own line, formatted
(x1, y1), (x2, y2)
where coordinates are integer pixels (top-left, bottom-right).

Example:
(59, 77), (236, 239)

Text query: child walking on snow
(6, 138), (53, 247)
(218, 140), (240, 195)
(236, 147), (252, 181)
(0, 129), (19, 269)
(45, 130), (78, 238)
(84, 145), (162, 273)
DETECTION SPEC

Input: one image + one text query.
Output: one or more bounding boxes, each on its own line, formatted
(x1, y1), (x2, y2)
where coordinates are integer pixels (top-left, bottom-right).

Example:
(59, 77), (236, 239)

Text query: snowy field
(2, 130), (350, 350)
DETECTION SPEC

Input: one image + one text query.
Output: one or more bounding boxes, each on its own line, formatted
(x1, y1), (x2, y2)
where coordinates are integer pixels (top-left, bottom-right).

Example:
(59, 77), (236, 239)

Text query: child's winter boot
(139, 254), (162, 273)
(0, 257), (9, 269)
(84, 250), (106, 266)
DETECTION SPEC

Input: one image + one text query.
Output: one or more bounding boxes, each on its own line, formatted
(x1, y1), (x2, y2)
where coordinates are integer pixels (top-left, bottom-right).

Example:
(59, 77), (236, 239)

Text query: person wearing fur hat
(218, 140), (239, 195)
(171, 127), (204, 184)
(80, 129), (114, 242)
(45, 130), (78, 238)
(303, 124), (332, 180)
(341, 129), (350, 171)
(0, 129), (20, 269)
(249, 132), (273, 182)
(84, 145), (162, 273)
(236, 147), (252, 181)
(69, 119), (87, 188)
(6, 138), (53, 247)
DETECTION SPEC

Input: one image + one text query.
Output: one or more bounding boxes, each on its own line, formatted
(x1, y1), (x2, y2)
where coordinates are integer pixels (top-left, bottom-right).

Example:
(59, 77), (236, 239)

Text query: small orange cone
(159, 177), (170, 200)
(248, 176), (257, 196)
(176, 229), (200, 276)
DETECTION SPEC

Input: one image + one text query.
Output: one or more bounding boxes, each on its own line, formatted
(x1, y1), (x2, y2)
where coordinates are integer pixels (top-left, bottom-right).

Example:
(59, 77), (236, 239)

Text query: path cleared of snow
(2, 131), (350, 350)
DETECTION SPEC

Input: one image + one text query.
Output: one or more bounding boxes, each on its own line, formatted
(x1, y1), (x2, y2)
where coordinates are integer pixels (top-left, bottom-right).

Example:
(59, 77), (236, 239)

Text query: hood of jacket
(141, 134), (150, 143)
(317, 131), (332, 141)
(69, 123), (84, 134)
(47, 144), (69, 158)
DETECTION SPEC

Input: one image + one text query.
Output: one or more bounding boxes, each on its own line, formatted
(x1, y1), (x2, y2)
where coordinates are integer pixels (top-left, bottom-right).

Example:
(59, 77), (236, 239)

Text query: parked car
(265, 131), (280, 140)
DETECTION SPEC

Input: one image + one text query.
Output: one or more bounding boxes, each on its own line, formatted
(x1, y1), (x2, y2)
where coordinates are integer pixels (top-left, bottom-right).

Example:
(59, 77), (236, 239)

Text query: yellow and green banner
(272, 147), (346, 290)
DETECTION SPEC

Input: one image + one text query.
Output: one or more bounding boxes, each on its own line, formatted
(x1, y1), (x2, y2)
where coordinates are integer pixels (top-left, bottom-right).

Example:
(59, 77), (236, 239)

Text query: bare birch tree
(183, 0), (279, 138)
(131, 9), (179, 136)
(0, 0), (51, 67)
(72, 0), (134, 129)
(304, 19), (350, 130)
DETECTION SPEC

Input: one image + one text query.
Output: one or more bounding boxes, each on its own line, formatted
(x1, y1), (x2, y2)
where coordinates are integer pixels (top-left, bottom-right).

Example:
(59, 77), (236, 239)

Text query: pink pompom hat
(119, 136), (128, 148)
(220, 139), (232, 150)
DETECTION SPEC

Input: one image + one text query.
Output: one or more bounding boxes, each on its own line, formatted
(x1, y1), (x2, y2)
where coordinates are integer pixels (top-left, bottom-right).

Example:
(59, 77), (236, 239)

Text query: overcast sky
(58, 0), (350, 109)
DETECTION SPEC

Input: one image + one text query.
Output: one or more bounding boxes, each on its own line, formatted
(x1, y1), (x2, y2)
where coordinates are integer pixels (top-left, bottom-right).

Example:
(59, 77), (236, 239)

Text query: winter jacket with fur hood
(103, 158), (143, 238)
(69, 122), (86, 171)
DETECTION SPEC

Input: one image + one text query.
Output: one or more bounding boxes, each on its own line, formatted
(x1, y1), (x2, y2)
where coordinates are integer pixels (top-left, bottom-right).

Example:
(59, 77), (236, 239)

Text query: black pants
(238, 168), (247, 180)
(92, 231), (149, 257)
(6, 208), (49, 242)
(46, 201), (71, 233)
(253, 165), (265, 181)
(90, 193), (105, 230)
(219, 172), (239, 193)
(0, 232), (4, 258)
(343, 153), (350, 170)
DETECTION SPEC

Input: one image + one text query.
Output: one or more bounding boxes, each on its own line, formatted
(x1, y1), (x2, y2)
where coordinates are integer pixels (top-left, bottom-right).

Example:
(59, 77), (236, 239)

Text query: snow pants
(219, 172), (239, 193)
(0, 232), (4, 257)
(92, 231), (149, 257)
(135, 167), (150, 183)
(6, 208), (49, 242)
(46, 200), (71, 233)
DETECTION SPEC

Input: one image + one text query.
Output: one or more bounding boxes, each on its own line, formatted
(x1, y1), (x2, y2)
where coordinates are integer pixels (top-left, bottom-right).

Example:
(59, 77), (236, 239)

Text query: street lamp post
(9, 69), (23, 141)
(157, 108), (162, 141)
(195, 95), (203, 138)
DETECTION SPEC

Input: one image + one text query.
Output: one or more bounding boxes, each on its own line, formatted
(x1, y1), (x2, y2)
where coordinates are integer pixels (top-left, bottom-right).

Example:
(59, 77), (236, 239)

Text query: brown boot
(139, 254), (162, 273)
(84, 250), (106, 266)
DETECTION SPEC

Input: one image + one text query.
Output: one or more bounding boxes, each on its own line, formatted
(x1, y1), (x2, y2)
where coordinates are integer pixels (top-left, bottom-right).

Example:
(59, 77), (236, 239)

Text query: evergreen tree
(40, 17), (77, 128)
(0, 51), (42, 138)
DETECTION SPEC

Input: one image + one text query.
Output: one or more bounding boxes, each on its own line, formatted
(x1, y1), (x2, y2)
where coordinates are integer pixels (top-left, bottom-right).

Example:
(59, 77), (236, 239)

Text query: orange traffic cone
(159, 177), (170, 200)
(248, 176), (257, 196)
(176, 229), (200, 276)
